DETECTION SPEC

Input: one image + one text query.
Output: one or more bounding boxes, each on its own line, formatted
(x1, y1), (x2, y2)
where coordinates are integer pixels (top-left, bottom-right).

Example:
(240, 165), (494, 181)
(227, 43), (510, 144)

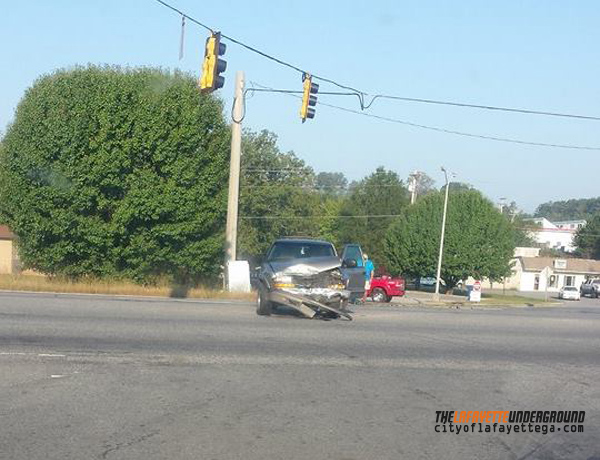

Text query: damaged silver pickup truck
(255, 238), (357, 320)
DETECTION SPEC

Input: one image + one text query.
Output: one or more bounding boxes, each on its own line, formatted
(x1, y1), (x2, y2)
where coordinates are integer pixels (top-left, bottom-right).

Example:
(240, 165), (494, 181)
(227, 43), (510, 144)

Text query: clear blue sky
(2, 0), (599, 212)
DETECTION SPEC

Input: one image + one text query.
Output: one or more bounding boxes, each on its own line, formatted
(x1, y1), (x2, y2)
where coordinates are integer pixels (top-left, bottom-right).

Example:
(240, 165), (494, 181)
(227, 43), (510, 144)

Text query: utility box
(227, 260), (251, 293)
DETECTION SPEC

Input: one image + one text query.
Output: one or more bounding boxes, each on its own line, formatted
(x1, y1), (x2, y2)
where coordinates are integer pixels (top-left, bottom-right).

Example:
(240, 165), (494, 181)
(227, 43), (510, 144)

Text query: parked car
(366, 276), (405, 302)
(559, 286), (581, 301)
(419, 276), (437, 286)
(255, 238), (355, 319)
(580, 280), (600, 298)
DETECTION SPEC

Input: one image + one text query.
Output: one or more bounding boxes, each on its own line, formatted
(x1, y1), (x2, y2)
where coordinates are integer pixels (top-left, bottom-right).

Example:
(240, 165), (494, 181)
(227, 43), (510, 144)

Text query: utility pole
(225, 71), (244, 266)
(434, 167), (450, 302)
(498, 197), (507, 214)
(408, 170), (421, 205)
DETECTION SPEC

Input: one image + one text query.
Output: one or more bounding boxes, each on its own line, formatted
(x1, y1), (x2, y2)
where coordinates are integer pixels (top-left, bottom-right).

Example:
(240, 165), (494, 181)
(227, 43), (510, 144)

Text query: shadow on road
(270, 305), (306, 319)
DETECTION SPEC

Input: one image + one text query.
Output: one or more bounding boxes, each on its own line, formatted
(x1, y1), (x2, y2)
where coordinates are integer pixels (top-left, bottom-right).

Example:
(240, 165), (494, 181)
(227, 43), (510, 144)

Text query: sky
(1, 0), (599, 213)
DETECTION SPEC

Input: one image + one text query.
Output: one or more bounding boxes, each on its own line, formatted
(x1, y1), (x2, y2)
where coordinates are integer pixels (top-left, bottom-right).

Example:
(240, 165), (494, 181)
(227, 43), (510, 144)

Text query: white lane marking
(50, 374), (65, 378)
(0, 352), (66, 357)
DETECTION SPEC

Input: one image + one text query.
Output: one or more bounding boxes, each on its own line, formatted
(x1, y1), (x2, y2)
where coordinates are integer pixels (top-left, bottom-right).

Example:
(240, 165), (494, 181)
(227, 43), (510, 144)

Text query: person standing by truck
(361, 253), (375, 302)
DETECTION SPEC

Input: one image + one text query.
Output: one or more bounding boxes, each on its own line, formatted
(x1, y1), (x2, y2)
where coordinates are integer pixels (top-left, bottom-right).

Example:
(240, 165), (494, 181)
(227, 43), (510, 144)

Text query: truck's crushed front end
(266, 260), (352, 319)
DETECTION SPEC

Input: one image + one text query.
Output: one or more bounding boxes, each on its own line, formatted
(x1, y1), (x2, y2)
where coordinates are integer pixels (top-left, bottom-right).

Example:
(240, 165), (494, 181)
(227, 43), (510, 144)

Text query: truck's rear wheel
(256, 285), (272, 316)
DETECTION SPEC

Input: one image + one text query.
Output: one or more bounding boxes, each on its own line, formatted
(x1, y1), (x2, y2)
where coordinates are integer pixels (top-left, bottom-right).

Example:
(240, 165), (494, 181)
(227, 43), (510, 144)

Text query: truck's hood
(268, 256), (342, 276)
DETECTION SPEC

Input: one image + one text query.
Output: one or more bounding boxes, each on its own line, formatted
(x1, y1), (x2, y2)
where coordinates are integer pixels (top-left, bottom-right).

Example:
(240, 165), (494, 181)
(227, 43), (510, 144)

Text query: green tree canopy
(337, 167), (409, 265)
(574, 214), (600, 259)
(414, 172), (436, 198)
(238, 129), (322, 262)
(315, 172), (348, 196)
(384, 189), (516, 288)
(444, 182), (474, 193)
(534, 197), (600, 221)
(0, 66), (230, 282)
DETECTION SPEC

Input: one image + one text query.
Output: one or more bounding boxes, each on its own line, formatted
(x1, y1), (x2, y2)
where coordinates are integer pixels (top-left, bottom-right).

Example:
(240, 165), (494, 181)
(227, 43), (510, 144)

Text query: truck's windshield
(267, 241), (336, 261)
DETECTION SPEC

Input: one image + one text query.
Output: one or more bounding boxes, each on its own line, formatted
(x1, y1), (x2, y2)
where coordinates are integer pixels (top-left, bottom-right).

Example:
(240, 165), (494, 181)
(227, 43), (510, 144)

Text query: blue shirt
(365, 259), (374, 280)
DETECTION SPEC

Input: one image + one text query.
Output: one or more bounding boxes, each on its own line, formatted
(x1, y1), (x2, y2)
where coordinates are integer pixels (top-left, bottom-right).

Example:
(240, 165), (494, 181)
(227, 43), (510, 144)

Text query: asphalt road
(1, 292), (599, 460)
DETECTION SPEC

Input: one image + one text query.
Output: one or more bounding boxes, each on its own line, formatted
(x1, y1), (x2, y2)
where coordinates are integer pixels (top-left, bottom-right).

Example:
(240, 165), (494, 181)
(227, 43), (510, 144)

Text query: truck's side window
(343, 245), (363, 267)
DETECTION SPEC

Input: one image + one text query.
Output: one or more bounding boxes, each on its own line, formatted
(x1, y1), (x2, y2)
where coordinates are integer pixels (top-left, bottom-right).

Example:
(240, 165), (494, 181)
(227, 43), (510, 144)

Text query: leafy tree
(384, 190), (515, 289)
(497, 201), (535, 247)
(414, 172), (436, 197)
(315, 172), (348, 195)
(337, 167), (409, 264)
(0, 66), (230, 283)
(534, 197), (600, 221)
(317, 197), (344, 247)
(511, 214), (536, 247)
(574, 214), (600, 259)
(444, 182), (473, 193)
(237, 129), (321, 262)
(500, 200), (519, 218)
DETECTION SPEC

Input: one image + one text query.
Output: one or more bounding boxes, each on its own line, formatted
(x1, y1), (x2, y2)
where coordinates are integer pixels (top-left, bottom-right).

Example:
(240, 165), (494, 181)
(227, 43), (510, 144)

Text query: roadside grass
(403, 288), (559, 307)
(0, 274), (255, 301)
(445, 288), (558, 306)
(478, 293), (557, 306)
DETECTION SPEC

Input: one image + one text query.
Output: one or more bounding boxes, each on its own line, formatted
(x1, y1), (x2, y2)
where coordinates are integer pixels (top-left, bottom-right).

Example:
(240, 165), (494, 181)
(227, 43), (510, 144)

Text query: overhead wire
(361, 95), (600, 121)
(240, 214), (403, 220)
(248, 83), (600, 151)
(154, 0), (600, 122)
(241, 183), (407, 189)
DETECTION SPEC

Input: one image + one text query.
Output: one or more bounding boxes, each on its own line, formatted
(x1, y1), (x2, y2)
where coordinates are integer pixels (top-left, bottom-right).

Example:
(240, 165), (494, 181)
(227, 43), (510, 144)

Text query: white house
(469, 247), (600, 293)
(554, 220), (586, 231)
(525, 218), (586, 253)
(512, 256), (600, 292)
(470, 247), (539, 289)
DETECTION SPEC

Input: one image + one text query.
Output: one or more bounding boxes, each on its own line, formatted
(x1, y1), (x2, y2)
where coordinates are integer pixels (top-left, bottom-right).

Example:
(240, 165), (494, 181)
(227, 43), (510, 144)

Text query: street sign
(470, 280), (482, 302)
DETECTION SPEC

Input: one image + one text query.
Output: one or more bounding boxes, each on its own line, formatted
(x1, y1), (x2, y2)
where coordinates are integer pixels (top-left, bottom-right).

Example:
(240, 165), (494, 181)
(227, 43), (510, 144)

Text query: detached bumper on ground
(268, 288), (352, 320)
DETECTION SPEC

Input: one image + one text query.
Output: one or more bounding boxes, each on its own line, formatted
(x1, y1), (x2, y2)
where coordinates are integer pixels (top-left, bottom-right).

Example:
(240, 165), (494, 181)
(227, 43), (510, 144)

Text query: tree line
(533, 197), (600, 221)
(0, 65), (572, 288)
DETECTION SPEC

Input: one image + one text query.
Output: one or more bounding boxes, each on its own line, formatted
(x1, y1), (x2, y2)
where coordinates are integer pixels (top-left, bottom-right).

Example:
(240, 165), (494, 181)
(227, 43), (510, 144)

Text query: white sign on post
(469, 280), (482, 302)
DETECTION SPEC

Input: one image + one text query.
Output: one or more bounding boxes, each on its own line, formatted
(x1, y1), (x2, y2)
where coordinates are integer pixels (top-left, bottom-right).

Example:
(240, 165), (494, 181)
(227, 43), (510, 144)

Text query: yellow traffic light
(300, 73), (319, 122)
(199, 32), (227, 93)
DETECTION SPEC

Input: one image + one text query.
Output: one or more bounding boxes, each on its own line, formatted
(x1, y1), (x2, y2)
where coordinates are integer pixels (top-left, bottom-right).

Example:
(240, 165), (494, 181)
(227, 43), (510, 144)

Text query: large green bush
(0, 66), (230, 282)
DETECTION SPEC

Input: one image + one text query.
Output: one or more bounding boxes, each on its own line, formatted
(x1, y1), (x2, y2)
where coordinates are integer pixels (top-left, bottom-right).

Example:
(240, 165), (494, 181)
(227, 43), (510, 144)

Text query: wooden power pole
(225, 71), (245, 265)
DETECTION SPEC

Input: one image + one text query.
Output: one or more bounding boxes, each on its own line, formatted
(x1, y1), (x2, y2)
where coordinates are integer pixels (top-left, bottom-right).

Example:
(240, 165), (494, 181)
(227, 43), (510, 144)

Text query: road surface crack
(100, 430), (159, 459)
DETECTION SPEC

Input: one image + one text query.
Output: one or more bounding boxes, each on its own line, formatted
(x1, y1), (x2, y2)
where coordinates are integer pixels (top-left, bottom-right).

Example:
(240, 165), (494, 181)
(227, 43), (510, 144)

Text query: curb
(0, 289), (255, 305)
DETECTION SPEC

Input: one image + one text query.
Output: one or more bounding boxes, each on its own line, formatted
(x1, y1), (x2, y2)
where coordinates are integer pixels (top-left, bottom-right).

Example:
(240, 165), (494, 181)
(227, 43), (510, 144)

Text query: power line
(250, 83), (600, 151)
(240, 214), (403, 220)
(154, 0), (600, 122)
(362, 95), (600, 122)
(242, 168), (311, 173)
(241, 183), (406, 189)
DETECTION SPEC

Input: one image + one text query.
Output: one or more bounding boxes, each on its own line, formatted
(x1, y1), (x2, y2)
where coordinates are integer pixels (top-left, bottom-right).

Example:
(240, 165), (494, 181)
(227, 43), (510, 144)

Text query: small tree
(414, 172), (436, 197)
(337, 167), (409, 264)
(574, 215), (600, 259)
(315, 172), (348, 195)
(385, 189), (516, 289)
(0, 66), (230, 283)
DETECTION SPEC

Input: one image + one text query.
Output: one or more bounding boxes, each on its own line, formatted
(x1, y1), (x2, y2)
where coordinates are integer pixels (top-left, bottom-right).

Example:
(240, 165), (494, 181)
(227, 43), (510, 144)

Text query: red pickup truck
(366, 276), (405, 302)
